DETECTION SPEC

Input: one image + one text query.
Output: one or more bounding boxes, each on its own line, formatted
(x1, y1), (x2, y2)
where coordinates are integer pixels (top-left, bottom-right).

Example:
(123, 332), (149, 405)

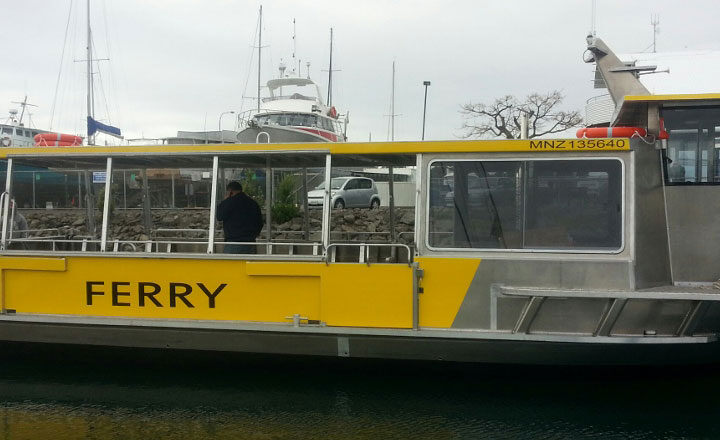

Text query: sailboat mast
(86, 0), (94, 145)
(327, 28), (333, 107)
(257, 5), (262, 113)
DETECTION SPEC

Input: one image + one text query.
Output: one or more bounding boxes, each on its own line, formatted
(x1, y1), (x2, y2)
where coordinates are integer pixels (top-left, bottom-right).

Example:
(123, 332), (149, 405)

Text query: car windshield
(314, 178), (348, 190)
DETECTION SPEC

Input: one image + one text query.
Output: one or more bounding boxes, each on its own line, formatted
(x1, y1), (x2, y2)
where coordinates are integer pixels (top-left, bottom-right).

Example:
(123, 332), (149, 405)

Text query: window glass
(344, 179), (359, 190)
(428, 159), (622, 251)
(663, 107), (720, 184)
(1, 127), (10, 135)
(358, 179), (372, 189)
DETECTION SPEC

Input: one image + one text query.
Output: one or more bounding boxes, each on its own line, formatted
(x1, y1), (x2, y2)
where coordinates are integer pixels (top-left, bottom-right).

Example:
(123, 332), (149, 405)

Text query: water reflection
(0, 344), (717, 439)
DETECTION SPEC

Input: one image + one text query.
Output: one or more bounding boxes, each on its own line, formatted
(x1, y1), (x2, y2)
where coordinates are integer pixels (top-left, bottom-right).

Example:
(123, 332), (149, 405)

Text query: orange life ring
(34, 132), (83, 146)
(327, 106), (338, 119)
(576, 126), (647, 138)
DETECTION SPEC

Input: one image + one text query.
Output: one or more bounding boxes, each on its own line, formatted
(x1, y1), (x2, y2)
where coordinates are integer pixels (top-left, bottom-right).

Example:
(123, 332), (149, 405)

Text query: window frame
(425, 156), (626, 255)
(661, 105), (720, 186)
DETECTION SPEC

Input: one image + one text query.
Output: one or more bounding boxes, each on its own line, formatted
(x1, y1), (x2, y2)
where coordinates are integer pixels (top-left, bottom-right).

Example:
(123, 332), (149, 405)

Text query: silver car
(307, 177), (381, 209)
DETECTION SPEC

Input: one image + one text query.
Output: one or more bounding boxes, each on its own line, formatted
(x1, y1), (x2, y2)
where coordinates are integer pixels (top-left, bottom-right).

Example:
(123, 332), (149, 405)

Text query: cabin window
(428, 159), (623, 252)
(663, 107), (720, 184)
(1, 127), (11, 135)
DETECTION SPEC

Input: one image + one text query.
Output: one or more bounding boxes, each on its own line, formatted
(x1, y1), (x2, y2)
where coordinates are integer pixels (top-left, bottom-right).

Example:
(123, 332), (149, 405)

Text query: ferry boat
(0, 37), (719, 365)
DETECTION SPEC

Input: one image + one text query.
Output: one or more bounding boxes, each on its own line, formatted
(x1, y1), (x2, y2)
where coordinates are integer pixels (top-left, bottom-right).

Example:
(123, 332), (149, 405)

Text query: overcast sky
(2, 0), (718, 144)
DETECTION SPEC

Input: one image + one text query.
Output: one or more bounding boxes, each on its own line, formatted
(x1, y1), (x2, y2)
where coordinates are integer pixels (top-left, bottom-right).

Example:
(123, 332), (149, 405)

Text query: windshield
(266, 83), (320, 101)
(254, 113), (318, 127)
(314, 178), (348, 190)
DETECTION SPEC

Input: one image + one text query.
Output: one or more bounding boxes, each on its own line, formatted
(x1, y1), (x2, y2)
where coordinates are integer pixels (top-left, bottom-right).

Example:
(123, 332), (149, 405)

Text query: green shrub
(272, 203), (300, 224)
(270, 174), (301, 224)
(275, 174), (295, 205)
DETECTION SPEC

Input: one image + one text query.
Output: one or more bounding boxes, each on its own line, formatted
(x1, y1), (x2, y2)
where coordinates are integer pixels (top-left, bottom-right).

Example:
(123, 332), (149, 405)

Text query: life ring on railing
(0, 137), (11, 147)
(576, 126), (647, 138)
(327, 106), (338, 119)
(34, 132), (83, 146)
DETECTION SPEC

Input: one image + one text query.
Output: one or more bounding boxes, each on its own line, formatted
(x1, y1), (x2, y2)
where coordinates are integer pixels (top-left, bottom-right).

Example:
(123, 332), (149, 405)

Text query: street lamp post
(219, 111), (235, 143)
(422, 81), (431, 140)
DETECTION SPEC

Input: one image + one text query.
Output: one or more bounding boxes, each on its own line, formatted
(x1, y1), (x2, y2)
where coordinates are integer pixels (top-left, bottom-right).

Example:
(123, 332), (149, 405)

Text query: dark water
(0, 344), (718, 440)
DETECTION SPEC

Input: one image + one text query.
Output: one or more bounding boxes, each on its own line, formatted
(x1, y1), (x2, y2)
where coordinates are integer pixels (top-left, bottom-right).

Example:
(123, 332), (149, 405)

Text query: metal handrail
(8, 199), (16, 239)
(4, 237), (323, 256)
(324, 242), (412, 266)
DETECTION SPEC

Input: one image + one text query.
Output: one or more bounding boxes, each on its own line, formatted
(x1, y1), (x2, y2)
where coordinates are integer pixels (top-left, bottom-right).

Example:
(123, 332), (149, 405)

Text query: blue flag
(87, 116), (122, 138)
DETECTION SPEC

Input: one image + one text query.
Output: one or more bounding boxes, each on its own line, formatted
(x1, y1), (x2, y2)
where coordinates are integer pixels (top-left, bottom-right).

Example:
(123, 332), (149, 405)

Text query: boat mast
(257, 5), (262, 113)
(86, 0), (94, 145)
(327, 28), (333, 107)
(11, 96), (37, 127)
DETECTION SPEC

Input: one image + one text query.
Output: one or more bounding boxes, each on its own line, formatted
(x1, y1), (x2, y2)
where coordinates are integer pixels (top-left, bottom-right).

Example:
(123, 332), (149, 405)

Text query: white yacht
(236, 77), (347, 143)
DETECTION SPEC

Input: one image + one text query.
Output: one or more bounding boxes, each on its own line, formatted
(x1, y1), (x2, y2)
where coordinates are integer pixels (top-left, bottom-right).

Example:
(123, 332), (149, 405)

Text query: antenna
(391, 60), (395, 141)
(650, 14), (660, 53)
(257, 5), (263, 112)
(322, 28), (341, 106)
(383, 60), (401, 141)
(590, 0), (597, 36)
(292, 18), (297, 75)
(306, 61), (311, 79)
(327, 28), (333, 106)
(11, 95), (38, 127)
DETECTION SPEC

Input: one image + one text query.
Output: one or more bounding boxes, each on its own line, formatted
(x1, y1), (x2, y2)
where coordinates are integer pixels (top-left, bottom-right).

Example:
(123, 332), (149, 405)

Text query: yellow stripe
(625, 93), (720, 102)
(0, 138), (630, 159)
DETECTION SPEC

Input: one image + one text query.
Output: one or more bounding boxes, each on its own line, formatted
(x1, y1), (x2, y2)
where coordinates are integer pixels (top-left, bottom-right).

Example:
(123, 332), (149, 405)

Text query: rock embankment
(17, 207), (415, 243)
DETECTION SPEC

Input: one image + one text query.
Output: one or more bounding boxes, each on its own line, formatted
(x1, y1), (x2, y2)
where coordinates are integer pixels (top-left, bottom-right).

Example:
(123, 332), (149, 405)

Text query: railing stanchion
(1, 158), (13, 250)
(207, 156), (219, 254)
(100, 157), (112, 252)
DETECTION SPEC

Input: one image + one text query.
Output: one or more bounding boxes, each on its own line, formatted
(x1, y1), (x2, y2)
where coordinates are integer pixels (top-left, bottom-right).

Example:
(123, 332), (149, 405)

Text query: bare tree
(460, 91), (583, 139)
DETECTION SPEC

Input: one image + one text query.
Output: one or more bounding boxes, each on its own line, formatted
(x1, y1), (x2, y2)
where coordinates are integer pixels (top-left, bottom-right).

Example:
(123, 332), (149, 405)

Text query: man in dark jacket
(216, 181), (263, 254)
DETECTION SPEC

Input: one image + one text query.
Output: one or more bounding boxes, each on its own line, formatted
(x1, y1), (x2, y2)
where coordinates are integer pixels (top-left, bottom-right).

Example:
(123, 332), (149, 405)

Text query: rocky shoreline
(16, 206), (415, 244)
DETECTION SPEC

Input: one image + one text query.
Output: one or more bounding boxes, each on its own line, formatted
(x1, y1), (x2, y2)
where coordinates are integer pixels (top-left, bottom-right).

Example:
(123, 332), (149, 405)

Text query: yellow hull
(0, 255), (479, 329)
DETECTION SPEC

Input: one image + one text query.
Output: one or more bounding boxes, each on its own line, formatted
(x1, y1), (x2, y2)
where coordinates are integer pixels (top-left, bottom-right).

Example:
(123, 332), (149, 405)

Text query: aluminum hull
(0, 315), (717, 365)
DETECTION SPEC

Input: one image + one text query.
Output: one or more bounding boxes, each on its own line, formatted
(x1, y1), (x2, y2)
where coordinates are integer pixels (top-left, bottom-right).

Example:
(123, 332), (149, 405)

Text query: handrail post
(413, 153), (422, 250)
(1, 158), (13, 250)
(321, 154), (332, 254)
(207, 156), (219, 254)
(9, 197), (16, 241)
(100, 157), (112, 252)
(265, 156), (272, 254)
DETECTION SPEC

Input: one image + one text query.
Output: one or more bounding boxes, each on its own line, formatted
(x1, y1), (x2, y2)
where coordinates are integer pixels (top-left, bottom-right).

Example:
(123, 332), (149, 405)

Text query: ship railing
(325, 242), (413, 266)
(2, 234), (414, 264)
(491, 284), (720, 338)
(2, 223), (415, 263)
(2, 236), (325, 256)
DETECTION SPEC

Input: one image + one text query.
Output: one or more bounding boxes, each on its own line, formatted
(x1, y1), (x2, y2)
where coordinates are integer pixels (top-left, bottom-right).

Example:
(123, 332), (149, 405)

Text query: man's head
(226, 181), (243, 197)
